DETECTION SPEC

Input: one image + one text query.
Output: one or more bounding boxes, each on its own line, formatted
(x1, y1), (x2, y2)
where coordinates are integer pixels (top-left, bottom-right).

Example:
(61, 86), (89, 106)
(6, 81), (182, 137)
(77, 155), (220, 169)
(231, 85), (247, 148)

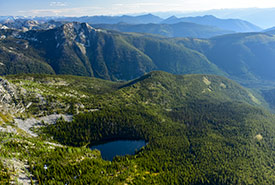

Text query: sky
(1, 0), (275, 17)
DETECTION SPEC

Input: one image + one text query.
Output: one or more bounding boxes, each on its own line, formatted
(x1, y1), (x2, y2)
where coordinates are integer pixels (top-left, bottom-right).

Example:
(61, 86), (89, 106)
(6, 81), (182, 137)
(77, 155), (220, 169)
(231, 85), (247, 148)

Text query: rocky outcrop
(0, 77), (18, 108)
(0, 77), (26, 117)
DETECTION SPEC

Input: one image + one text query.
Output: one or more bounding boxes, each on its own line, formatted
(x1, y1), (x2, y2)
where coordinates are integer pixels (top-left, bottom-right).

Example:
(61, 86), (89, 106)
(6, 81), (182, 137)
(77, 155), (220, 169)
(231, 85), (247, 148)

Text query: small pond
(90, 140), (146, 161)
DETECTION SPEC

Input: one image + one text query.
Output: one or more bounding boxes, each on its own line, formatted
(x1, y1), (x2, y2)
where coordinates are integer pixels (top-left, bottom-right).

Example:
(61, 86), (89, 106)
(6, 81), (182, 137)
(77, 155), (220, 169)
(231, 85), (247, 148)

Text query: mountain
(0, 24), (9, 30)
(0, 22), (224, 80)
(0, 14), (164, 25)
(0, 17), (234, 38)
(55, 14), (163, 24)
(1, 71), (274, 184)
(0, 14), (163, 31)
(92, 22), (233, 38)
(174, 32), (275, 85)
(162, 15), (262, 32)
(263, 26), (275, 34)
(0, 19), (65, 31)
(3, 21), (275, 86)
(0, 36), (55, 75)
(206, 33), (275, 82)
(166, 8), (275, 29)
(1, 14), (261, 33)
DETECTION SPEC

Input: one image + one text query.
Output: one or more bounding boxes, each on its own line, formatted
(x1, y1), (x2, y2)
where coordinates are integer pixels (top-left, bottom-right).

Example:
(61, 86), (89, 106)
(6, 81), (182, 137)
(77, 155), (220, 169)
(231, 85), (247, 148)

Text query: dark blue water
(91, 140), (146, 161)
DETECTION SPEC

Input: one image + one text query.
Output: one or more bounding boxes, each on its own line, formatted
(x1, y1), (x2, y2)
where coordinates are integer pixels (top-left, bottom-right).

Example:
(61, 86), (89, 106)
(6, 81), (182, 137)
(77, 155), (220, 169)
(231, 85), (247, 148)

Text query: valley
(2, 21), (275, 86)
(0, 13), (275, 185)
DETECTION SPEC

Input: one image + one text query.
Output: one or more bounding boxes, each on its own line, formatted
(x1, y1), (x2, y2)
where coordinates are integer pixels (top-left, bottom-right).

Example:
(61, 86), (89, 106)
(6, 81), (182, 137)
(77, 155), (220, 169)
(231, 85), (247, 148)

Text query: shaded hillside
(0, 38), (55, 75)
(175, 32), (275, 84)
(207, 33), (275, 81)
(261, 88), (275, 110)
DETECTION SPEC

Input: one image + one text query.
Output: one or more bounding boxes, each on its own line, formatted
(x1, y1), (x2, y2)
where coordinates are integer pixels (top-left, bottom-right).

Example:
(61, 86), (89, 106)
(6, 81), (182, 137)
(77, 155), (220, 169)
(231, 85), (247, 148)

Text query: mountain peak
(137, 13), (157, 18)
(61, 22), (96, 39)
(202, 15), (216, 18)
(58, 22), (97, 45)
(62, 22), (94, 32)
(166, 15), (178, 20)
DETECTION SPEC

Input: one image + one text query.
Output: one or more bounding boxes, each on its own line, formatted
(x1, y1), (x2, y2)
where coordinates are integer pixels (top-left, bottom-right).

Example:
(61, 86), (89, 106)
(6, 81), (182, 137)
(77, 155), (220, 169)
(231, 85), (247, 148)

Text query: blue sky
(1, 0), (275, 17)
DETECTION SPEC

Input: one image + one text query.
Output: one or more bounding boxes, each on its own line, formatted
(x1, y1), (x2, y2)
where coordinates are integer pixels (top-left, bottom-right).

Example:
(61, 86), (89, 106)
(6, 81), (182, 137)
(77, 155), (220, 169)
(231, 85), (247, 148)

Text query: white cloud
(17, 7), (103, 16)
(50, 2), (68, 7)
(16, 0), (275, 17)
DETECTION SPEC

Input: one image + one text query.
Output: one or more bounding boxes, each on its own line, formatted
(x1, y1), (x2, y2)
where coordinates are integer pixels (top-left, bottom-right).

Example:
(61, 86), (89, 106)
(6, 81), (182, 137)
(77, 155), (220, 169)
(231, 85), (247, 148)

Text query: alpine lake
(91, 140), (146, 161)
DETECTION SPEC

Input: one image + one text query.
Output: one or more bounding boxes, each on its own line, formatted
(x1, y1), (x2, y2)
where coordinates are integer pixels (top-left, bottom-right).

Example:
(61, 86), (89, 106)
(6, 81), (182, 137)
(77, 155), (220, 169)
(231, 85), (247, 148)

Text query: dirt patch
(2, 158), (33, 185)
(255, 134), (263, 141)
(14, 114), (73, 137)
(203, 77), (211, 86)
(0, 125), (17, 134)
(220, 83), (227, 88)
(248, 92), (261, 105)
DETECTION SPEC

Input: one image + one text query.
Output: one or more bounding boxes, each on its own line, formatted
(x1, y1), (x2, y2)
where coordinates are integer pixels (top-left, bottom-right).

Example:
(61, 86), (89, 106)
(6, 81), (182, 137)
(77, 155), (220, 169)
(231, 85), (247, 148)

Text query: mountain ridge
(162, 15), (262, 32)
(0, 22), (225, 80)
(92, 22), (234, 38)
(0, 14), (261, 33)
(2, 21), (275, 87)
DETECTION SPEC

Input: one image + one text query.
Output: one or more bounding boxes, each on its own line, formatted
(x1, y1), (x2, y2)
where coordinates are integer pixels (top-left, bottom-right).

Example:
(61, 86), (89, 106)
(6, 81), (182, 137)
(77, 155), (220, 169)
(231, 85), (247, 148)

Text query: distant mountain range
(161, 15), (262, 33)
(0, 19), (65, 31)
(58, 14), (163, 24)
(263, 26), (275, 34)
(0, 14), (262, 33)
(0, 19), (233, 39)
(164, 8), (275, 29)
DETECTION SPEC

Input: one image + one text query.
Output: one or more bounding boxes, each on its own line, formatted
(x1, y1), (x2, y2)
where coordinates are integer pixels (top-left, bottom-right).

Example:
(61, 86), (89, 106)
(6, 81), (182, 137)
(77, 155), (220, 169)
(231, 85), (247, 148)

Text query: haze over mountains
(161, 15), (262, 32)
(165, 8), (275, 29)
(0, 14), (262, 33)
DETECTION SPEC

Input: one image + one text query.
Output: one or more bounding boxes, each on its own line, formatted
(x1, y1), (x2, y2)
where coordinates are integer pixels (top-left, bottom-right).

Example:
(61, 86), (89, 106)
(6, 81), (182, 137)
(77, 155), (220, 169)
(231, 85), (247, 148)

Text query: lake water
(91, 140), (146, 161)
